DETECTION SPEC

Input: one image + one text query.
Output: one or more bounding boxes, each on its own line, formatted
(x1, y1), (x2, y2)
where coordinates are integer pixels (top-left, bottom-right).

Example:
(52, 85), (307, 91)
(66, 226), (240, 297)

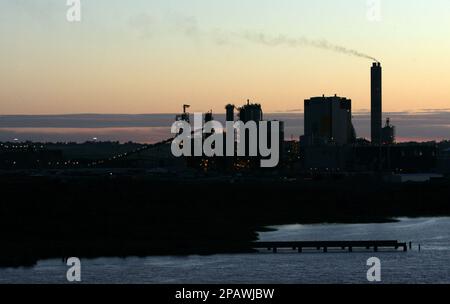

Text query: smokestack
(371, 62), (382, 145)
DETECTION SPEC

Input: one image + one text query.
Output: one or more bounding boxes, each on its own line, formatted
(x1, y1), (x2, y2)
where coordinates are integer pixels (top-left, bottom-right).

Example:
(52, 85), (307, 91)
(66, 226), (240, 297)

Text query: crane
(176, 104), (191, 123)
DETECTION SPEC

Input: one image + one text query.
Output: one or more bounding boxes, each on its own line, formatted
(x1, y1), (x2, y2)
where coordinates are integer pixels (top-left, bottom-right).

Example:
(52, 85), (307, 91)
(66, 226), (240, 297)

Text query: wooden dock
(253, 240), (408, 253)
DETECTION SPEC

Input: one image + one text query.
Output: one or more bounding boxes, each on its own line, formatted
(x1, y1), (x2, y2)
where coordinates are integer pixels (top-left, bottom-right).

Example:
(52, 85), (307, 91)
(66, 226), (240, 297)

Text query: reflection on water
(1, 218), (450, 284)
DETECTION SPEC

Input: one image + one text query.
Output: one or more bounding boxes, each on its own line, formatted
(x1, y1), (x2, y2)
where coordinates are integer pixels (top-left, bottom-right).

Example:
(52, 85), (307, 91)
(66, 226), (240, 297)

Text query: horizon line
(2, 109), (450, 116)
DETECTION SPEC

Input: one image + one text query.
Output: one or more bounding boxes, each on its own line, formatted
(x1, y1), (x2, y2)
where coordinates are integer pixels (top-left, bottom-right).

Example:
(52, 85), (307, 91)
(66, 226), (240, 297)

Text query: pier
(253, 240), (408, 253)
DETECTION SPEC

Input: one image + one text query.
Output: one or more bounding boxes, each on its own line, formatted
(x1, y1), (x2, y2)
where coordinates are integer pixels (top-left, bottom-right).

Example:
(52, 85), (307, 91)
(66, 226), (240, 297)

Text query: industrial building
(438, 147), (450, 175)
(225, 104), (235, 122)
(382, 118), (396, 145)
(175, 104), (191, 123)
(237, 101), (284, 164)
(301, 143), (438, 173)
(179, 101), (285, 171)
(238, 100), (264, 123)
(298, 62), (437, 173)
(302, 95), (356, 146)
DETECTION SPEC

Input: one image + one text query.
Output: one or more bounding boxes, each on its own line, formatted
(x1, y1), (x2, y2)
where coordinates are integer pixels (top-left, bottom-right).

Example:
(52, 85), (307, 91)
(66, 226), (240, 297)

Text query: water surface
(1, 218), (449, 284)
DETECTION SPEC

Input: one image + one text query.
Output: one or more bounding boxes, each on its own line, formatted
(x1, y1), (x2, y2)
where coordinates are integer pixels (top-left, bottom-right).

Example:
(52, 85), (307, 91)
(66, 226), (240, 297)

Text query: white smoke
(128, 12), (378, 62)
(241, 32), (378, 62)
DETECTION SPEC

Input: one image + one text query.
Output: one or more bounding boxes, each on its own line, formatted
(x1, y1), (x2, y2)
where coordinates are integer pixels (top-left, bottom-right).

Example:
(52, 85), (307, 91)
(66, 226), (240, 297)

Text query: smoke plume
(241, 32), (378, 62)
(128, 12), (378, 62)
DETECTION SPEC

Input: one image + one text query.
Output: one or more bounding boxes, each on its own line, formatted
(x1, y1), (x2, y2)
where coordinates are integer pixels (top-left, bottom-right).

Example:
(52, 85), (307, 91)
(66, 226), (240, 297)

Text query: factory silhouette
(0, 62), (447, 177)
(173, 100), (284, 170)
(175, 62), (440, 176)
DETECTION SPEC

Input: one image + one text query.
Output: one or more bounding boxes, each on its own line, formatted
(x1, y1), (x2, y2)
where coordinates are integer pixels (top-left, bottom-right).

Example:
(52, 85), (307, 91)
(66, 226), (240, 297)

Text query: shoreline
(5, 216), (445, 270)
(1, 175), (450, 268)
(0, 216), (439, 269)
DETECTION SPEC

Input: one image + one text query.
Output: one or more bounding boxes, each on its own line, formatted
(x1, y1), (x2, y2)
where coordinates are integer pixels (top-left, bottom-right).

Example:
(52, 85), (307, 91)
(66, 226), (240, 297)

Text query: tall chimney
(371, 62), (382, 145)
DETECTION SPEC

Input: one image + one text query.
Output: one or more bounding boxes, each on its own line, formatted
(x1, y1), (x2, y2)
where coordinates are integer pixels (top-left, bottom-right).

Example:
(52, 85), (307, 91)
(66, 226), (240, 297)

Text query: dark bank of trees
(1, 175), (450, 267)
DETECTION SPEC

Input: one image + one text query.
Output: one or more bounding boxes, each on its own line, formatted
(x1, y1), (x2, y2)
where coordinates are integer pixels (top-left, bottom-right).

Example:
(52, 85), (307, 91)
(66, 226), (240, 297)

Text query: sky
(1, 0), (450, 114)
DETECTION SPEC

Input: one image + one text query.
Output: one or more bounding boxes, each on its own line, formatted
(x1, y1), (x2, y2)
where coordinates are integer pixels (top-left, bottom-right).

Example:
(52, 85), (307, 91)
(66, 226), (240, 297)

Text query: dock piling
(254, 240), (408, 254)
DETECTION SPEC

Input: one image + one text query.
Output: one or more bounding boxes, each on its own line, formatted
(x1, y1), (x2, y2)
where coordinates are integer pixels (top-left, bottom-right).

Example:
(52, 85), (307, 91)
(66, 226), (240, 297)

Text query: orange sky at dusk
(1, 0), (450, 115)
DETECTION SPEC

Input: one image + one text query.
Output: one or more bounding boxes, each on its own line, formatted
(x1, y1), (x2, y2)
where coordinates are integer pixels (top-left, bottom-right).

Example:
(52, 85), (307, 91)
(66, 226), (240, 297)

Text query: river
(1, 217), (449, 284)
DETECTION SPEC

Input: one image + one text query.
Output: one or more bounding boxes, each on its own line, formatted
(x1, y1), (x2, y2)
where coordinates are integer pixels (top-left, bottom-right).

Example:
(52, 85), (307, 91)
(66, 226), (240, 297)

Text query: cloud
(418, 108), (450, 113)
(128, 12), (202, 41)
(274, 108), (304, 113)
